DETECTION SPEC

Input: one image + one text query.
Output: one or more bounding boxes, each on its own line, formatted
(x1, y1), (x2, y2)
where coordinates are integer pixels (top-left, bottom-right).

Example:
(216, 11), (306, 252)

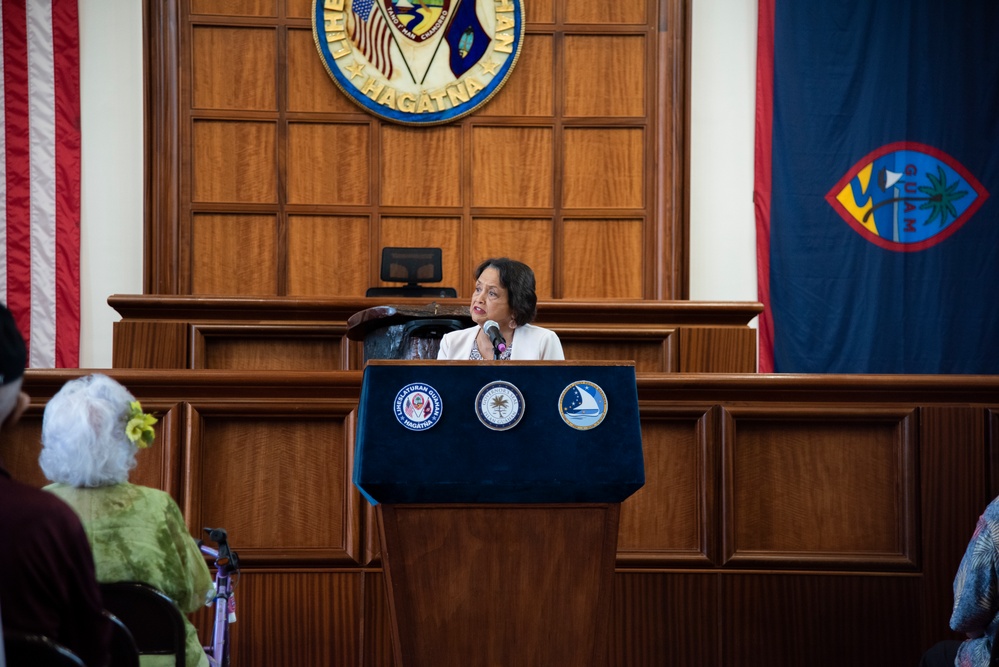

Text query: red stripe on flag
(3, 0), (33, 350)
(754, 0), (775, 373)
(50, 0), (81, 367)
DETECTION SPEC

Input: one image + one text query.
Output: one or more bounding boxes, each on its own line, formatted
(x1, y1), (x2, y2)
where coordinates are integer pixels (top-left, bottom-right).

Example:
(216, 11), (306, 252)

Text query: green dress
(46, 482), (213, 667)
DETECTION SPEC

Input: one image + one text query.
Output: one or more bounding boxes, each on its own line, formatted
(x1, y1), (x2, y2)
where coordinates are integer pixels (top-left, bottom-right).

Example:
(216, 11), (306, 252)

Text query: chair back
(99, 582), (186, 667)
(102, 610), (140, 667)
(3, 632), (85, 667)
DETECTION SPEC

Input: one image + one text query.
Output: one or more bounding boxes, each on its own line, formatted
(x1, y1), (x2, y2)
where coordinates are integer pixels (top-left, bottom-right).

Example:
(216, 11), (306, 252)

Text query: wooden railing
(108, 295), (762, 373)
(8, 369), (993, 667)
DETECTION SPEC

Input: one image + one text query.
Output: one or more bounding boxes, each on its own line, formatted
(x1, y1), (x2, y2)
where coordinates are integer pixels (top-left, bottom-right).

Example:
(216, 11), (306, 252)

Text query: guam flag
(755, 1), (999, 373)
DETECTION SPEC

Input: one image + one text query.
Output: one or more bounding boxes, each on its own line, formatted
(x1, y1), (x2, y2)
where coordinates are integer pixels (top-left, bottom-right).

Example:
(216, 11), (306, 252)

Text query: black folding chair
(99, 581), (186, 667)
(3, 632), (85, 667)
(102, 609), (140, 667)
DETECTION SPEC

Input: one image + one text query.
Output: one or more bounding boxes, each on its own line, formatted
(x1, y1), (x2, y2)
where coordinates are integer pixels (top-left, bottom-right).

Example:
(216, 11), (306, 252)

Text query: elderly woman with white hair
(40, 373), (213, 667)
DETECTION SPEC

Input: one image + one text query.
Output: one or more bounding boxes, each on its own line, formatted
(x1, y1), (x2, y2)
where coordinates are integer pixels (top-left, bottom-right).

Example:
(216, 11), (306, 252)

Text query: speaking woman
(438, 257), (564, 361)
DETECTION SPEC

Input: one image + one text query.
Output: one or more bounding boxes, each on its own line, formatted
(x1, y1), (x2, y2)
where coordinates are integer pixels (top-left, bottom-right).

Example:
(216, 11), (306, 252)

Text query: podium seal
(394, 382), (443, 430)
(475, 380), (524, 431)
(558, 381), (607, 430)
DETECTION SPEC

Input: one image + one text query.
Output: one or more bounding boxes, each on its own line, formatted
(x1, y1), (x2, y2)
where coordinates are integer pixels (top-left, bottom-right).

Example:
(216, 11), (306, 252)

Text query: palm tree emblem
(489, 394), (510, 417)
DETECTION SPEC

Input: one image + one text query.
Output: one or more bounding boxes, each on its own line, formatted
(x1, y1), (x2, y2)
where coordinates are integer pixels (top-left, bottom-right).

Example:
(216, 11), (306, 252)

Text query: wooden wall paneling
(469, 218), (555, 298)
(287, 122), (371, 205)
(719, 573), (923, 667)
(112, 320), (189, 368)
(722, 407), (919, 570)
(189, 0), (276, 17)
(618, 406), (716, 565)
(561, 218), (645, 298)
(476, 34), (554, 117)
(566, 0), (649, 24)
(676, 327), (759, 373)
(1, 405), (46, 488)
(557, 333), (672, 372)
(286, 27), (357, 114)
(379, 125), (463, 208)
(562, 128), (645, 209)
(470, 126), (554, 208)
(917, 406), (986, 649)
(190, 324), (345, 370)
(361, 571), (396, 667)
(286, 215), (372, 297)
(191, 26), (277, 111)
(132, 402), (184, 496)
(182, 401), (362, 566)
(191, 121), (278, 204)
(609, 572), (719, 667)
(191, 214), (279, 294)
(189, 570), (366, 667)
(563, 35), (647, 118)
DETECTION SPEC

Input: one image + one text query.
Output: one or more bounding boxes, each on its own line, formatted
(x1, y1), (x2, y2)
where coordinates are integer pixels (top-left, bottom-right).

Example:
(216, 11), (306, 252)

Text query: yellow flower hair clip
(125, 400), (158, 448)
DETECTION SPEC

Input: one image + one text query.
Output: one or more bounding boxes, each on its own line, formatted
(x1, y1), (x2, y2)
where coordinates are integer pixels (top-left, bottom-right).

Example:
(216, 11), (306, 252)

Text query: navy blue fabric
(354, 363), (645, 504)
(765, 1), (999, 372)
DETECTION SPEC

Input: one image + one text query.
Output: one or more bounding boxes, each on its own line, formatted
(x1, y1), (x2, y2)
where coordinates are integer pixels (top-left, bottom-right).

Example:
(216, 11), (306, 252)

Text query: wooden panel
(192, 26), (276, 110)
(112, 321), (189, 368)
(188, 406), (357, 564)
(562, 128), (644, 209)
(678, 327), (758, 373)
(191, 214), (278, 295)
(287, 123), (370, 205)
(725, 409), (918, 569)
(192, 120), (277, 203)
(193, 571), (364, 667)
(194, 330), (344, 370)
(380, 504), (617, 667)
(559, 338), (669, 373)
(470, 218), (554, 298)
(189, 0), (276, 16)
(609, 573), (719, 667)
(618, 409), (714, 564)
(379, 126), (461, 207)
(287, 215), (371, 296)
(471, 127), (553, 207)
(918, 406), (986, 641)
(525, 0), (555, 23)
(361, 572), (396, 667)
(562, 219), (644, 298)
(286, 27), (357, 113)
(478, 34), (554, 117)
(378, 217), (462, 289)
(720, 574), (922, 667)
(564, 35), (646, 117)
(2, 411), (46, 488)
(566, 0), (647, 24)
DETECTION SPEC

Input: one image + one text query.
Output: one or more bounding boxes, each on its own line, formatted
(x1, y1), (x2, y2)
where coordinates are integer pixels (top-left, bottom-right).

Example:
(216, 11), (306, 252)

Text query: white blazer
(437, 323), (564, 360)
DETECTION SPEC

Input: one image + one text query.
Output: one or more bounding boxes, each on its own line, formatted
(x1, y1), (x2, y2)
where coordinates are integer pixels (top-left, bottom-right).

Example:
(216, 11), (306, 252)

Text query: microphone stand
(493, 343), (501, 360)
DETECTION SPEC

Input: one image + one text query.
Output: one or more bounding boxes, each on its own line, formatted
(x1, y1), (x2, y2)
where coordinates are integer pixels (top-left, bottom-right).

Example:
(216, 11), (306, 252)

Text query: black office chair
(3, 632), (85, 667)
(102, 609), (140, 667)
(100, 582), (186, 667)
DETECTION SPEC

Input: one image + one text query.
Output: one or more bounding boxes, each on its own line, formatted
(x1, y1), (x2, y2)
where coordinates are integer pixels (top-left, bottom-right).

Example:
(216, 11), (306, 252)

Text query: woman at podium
(438, 257), (564, 361)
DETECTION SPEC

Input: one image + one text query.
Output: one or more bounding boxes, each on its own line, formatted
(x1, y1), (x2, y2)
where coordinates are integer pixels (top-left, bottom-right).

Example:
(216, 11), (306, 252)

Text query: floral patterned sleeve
(951, 509), (999, 637)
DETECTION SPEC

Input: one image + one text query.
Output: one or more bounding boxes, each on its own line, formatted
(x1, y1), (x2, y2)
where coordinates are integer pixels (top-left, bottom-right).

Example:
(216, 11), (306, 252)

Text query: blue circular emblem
(558, 381), (607, 430)
(394, 382), (443, 431)
(475, 380), (524, 431)
(313, 0), (525, 125)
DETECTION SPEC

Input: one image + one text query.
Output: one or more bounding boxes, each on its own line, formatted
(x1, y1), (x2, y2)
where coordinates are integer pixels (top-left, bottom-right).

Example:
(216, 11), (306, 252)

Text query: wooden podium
(354, 361), (645, 667)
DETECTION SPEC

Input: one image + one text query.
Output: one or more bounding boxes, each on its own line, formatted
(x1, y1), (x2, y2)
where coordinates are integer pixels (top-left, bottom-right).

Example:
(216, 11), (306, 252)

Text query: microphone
(483, 320), (507, 354)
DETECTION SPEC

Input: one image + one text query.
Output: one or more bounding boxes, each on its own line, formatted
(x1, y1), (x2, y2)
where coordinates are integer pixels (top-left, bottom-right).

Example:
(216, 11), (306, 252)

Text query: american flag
(349, 0), (395, 79)
(0, 0), (81, 368)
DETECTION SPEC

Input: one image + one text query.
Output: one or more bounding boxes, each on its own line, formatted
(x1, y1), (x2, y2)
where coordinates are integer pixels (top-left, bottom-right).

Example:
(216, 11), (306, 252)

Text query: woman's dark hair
(474, 257), (538, 325)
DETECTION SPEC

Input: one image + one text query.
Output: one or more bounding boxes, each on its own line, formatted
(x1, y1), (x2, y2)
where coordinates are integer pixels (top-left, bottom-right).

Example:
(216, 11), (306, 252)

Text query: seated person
(0, 306), (110, 667)
(40, 373), (213, 667)
(921, 493), (999, 667)
(437, 257), (564, 360)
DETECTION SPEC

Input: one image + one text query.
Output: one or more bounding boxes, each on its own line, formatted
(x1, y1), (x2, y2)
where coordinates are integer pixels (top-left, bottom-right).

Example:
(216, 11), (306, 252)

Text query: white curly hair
(39, 374), (141, 487)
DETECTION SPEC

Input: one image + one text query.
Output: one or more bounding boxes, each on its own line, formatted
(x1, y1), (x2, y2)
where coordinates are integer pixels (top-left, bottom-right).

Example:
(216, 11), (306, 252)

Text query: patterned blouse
(46, 482), (213, 667)
(951, 496), (999, 667)
(469, 344), (511, 360)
